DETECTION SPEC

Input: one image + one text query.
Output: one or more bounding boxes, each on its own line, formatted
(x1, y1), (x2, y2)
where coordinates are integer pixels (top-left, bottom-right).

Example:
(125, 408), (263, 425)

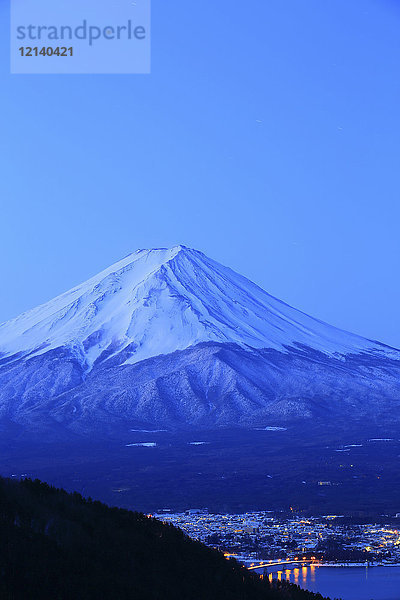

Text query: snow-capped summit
(0, 246), (394, 372)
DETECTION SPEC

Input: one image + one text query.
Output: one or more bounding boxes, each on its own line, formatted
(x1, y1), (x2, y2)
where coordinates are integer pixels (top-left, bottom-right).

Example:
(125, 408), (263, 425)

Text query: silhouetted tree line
(0, 477), (334, 600)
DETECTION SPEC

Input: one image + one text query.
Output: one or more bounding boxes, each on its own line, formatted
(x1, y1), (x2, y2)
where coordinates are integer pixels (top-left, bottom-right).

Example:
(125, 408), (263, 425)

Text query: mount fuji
(0, 245), (399, 437)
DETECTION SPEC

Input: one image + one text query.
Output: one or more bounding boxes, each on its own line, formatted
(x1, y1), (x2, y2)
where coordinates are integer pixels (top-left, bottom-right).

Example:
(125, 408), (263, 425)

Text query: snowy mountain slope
(0, 246), (399, 435)
(0, 246), (395, 371)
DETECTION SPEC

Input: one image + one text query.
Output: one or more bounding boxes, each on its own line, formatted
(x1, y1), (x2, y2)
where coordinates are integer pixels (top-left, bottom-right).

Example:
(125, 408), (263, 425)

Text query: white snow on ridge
(0, 246), (396, 369)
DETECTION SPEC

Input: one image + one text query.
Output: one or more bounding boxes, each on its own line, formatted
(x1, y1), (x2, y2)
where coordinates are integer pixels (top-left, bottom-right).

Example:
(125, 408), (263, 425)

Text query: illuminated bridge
(247, 559), (319, 572)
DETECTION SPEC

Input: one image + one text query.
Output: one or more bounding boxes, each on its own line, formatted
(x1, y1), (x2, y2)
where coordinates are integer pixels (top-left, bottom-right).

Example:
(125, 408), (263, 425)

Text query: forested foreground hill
(0, 477), (331, 600)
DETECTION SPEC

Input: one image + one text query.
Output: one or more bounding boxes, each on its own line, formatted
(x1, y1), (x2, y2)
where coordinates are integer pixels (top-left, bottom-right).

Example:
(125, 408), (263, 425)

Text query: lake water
(279, 565), (400, 600)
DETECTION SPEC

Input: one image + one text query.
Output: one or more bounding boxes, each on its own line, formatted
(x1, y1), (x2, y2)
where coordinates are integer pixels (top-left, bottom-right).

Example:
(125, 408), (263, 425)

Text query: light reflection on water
(310, 564), (316, 584)
(267, 565), (400, 600)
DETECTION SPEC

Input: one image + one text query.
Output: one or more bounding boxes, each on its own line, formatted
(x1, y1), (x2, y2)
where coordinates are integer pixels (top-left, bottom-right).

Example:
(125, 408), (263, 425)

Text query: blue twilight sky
(0, 0), (399, 347)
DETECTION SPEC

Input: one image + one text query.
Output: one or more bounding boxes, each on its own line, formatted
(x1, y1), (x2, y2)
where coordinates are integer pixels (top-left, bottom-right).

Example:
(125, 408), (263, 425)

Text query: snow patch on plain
(126, 442), (157, 447)
(188, 441), (210, 446)
(130, 429), (167, 433)
(255, 426), (287, 431)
